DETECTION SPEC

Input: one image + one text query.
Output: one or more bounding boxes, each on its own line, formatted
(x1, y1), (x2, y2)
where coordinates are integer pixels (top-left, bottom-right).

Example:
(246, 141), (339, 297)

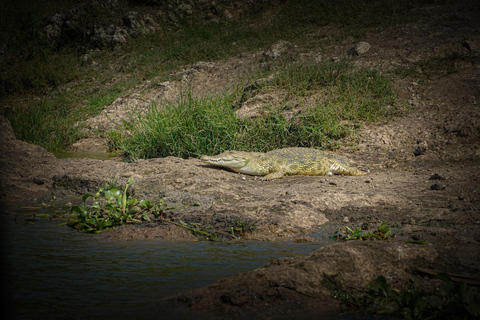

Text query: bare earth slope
(1, 3), (479, 318)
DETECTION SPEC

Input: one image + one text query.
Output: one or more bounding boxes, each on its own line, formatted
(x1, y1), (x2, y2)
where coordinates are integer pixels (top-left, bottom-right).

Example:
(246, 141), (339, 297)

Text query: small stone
(343, 216), (349, 223)
(430, 183), (446, 190)
(348, 41), (371, 56)
(33, 178), (44, 185)
(429, 173), (445, 180)
(413, 141), (428, 156)
(261, 40), (295, 62)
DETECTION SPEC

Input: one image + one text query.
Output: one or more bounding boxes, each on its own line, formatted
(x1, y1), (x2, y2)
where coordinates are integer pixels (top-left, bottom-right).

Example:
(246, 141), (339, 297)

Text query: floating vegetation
(67, 179), (163, 233)
(231, 217), (257, 235)
(67, 179), (254, 240)
(330, 222), (393, 241)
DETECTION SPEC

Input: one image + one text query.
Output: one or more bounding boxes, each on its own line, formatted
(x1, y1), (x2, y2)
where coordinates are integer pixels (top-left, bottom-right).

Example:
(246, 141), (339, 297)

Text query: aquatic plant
(231, 217), (257, 236)
(68, 179), (225, 239)
(68, 178), (161, 233)
(330, 222), (393, 241)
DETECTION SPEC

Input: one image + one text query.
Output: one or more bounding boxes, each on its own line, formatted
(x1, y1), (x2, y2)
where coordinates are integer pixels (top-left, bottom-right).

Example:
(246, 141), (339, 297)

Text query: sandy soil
(1, 2), (479, 318)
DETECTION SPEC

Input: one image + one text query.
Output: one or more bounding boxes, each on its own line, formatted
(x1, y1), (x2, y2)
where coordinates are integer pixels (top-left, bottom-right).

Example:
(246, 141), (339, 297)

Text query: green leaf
(143, 212), (151, 221)
(104, 189), (113, 200)
(82, 193), (93, 202)
(112, 211), (123, 220)
(71, 205), (87, 217)
(128, 206), (141, 214)
(110, 187), (121, 197)
(85, 217), (97, 225)
(368, 276), (392, 296)
(139, 199), (153, 209)
(127, 198), (137, 206)
(106, 202), (120, 210)
(378, 222), (390, 234)
(352, 228), (363, 238)
(105, 187), (121, 201)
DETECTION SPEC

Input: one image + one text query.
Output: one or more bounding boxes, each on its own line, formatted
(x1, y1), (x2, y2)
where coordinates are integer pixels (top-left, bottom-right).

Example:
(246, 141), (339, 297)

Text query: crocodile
(200, 147), (366, 180)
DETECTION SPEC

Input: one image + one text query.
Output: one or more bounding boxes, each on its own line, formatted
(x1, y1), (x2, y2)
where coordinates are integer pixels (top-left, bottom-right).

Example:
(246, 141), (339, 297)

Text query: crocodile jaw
(200, 152), (249, 170)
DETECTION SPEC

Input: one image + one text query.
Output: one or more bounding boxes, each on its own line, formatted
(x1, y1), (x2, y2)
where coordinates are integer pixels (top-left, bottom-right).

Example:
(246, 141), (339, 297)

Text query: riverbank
(1, 1), (479, 318)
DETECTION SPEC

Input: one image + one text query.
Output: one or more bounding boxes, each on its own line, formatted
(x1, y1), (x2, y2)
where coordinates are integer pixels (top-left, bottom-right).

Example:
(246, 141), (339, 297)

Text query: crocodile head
(200, 151), (266, 175)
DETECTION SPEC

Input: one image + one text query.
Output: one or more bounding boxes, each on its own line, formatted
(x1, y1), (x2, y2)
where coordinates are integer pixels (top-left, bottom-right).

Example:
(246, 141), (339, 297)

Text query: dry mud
(1, 3), (479, 318)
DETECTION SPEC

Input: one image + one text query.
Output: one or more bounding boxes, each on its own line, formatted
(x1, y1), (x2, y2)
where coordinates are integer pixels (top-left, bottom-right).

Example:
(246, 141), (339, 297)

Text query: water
(2, 205), (327, 319)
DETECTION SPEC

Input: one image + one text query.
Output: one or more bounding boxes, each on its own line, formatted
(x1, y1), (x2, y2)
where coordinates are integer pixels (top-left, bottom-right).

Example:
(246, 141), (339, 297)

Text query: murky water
(2, 204), (328, 319)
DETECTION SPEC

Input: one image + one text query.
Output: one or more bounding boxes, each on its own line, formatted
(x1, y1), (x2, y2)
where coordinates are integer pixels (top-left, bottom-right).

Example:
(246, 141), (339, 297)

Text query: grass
(113, 92), (242, 159)
(112, 60), (398, 160)
(1, 0), (473, 152)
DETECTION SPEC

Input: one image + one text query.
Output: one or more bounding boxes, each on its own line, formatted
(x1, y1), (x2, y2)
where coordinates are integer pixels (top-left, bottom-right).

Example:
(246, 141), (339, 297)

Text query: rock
(177, 4), (193, 16)
(348, 41), (371, 56)
(413, 141), (428, 156)
(33, 178), (44, 185)
(430, 183), (446, 190)
(429, 173), (445, 180)
(44, 13), (64, 39)
(88, 24), (109, 47)
(122, 12), (159, 37)
(112, 27), (128, 44)
(261, 40), (295, 62)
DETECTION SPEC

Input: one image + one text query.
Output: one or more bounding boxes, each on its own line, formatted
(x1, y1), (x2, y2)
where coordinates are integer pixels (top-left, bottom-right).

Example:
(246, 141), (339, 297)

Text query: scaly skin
(200, 147), (366, 180)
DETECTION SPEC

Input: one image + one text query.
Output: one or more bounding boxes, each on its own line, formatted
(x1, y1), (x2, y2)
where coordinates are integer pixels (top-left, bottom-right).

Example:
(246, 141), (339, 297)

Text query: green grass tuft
(113, 92), (241, 159)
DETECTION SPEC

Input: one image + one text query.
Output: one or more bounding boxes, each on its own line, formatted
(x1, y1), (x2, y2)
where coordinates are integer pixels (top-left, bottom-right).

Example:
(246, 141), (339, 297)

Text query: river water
(2, 203), (328, 319)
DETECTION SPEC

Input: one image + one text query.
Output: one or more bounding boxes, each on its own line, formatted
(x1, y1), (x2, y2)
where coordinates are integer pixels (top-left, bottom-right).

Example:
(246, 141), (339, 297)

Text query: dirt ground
(1, 2), (479, 318)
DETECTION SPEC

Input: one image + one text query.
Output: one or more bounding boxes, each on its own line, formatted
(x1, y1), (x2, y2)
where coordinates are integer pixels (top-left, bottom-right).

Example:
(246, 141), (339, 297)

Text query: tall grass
(234, 61), (397, 152)
(7, 87), (121, 150)
(115, 93), (241, 159)
(113, 61), (397, 159)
